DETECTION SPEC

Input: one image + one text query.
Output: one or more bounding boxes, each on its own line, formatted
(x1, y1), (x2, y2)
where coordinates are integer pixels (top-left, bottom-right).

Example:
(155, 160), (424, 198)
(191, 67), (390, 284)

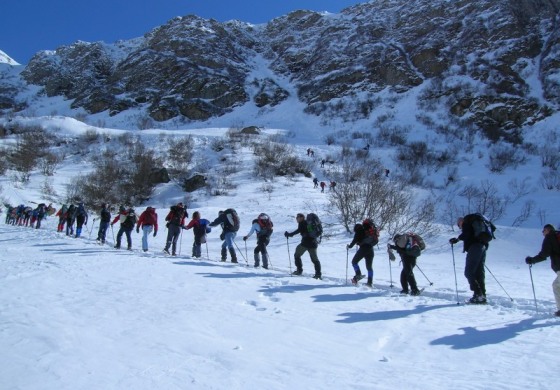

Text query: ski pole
(233, 240), (249, 266)
(244, 240), (248, 264)
(286, 237), (292, 275)
(111, 224), (115, 243)
(179, 228), (184, 256)
(205, 242), (210, 260)
(345, 247), (349, 286)
(388, 253), (394, 288)
(528, 264), (538, 314)
(451, 243), (460, 305)
(485, 264), (513, 301)
(88, 218), (96, 239)
(416, 264), (434, 286)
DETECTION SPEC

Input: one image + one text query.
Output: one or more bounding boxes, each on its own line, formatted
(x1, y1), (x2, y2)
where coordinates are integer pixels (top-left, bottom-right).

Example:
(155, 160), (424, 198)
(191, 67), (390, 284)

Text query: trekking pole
(88, 218), (96, 239)
(233, 240), (249, 266)
(111, 224), (115, 243)
(345, 247), (349, 285)
(244, 240), (248, 264)
(205, 242), (210, 260)
(286, 237), (292, 275)
(528, 264), (538, 314)
(451, 243), (460, 305)
(179, 228), (184, 256)
(388, 254), (394, 288)
(416, 264), (434, 286)
(485, 264), (513, 301)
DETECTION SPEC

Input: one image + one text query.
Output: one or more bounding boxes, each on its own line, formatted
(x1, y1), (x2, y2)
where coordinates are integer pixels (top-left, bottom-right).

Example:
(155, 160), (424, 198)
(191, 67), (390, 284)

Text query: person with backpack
(346, 220), (376, 287)
(111, 206), (136, 250)
(449, 213), (495, 304)
(163, 202), (188, 256)
(96, 203), (111, 245)
(389, 233), (424, 295)
(136, 206), (158, 252)
(65, 204), (77, 236)
(56, 204), (68, 232)
(525, 224), (560, 317)
(284, 213), (322, 279)
(184, 211), (211, 258)
(243, 213), (273, 269)
(209, 208), (240, 263)
(75, 202), (88, 238)
(34, 203), (47, 229)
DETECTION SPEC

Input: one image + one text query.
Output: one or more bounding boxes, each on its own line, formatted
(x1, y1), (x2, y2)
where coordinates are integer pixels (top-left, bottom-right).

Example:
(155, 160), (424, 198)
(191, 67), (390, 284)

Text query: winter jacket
(348, 224), (374, 249)
(99, 207), (111, 223)
(165, 206), (186, 227)
(137, 207), (158, 233)
(286, 220), (318, 249)
(458, 213), (487, 252)
(530, 231), (560, 272)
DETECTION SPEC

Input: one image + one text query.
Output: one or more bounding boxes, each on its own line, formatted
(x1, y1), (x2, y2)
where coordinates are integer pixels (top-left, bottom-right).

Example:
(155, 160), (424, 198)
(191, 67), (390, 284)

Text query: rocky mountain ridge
(1, 0), (559, 138)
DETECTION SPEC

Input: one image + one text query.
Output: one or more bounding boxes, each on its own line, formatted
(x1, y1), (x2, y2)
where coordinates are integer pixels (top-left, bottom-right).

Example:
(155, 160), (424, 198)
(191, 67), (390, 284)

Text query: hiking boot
(469, 294), (487, 304)
(231, 259), (238, 263)
(313, 273), (322, 280)
(400, 289), (409, 294)
(292, 269), (303, 276)
(410, 289), (421, 296)
(364, 283), (373, 288)
(263, 266), (269, 270)
(555, 310), (560, 317)
(114, 245), (120, 249)
(351, 274), (365, 284)
(163, 248), (170, 255)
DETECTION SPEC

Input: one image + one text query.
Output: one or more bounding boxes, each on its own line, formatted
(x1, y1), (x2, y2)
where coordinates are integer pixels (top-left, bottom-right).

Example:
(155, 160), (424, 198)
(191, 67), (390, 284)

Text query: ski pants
(400, 255), (418, 292)
(351, 245), (374, 283)
(165, 224), (182, 255)
(294, 244), (321, 274)
(254, 236), (270, 267)
(464, 242), (486, 296)
(97, 221), (109, 243)
(116, 227), (133, 249)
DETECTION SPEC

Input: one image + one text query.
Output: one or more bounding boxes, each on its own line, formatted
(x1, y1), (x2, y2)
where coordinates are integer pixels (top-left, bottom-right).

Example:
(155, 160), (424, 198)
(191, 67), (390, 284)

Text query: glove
(525, 256), (534, 265)
(284, 231), (289, 238)
(166, 223), (170, 228)
(346, 244), (352, 250)
(220, 232), (225, 241)
(136, 227), (140, 233)
(243, 236), (248, 241)
(182, 225), (187, 230)
(388, 250), (396, 261)
(110, 222), (114, 227)
(449, 238), (459, 244)
(153, 231), (157, 237)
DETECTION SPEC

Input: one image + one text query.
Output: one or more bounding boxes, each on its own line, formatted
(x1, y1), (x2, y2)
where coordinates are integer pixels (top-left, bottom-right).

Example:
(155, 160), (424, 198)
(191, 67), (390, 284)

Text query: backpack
(168, 206), (186, 226)
(200, 218), (211, 233)
(470, 213), (496, 244)
(257, 213), (274, 237)
(224, 208), (240, 232)
(123, 209), (137, 228)
(404, 233), (425, 257)
(306, 213), (323, 240)
(361, 218), (379, 246)
(76, 203), (87, 217)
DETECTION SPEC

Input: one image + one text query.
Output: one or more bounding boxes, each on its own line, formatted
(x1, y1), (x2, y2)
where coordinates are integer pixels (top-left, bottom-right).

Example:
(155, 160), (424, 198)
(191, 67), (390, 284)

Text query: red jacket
(137, 207), (158, 232)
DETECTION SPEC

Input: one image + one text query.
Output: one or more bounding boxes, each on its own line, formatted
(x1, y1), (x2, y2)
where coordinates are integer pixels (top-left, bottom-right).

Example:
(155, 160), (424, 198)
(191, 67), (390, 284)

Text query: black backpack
(224, 208), (240, 232)
(306, 213), (323, 240)
(469, 213), (496, 244)
(123, 209), (137, 228)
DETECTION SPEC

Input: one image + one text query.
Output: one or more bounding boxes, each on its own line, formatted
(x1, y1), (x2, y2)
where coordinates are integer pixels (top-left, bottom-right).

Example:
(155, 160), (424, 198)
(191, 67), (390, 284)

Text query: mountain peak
(0, 50), (20, 66)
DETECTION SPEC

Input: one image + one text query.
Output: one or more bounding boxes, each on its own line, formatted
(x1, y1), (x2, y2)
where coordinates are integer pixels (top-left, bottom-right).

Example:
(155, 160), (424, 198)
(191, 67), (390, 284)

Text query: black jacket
(530, 231), (560, 272)
(287, 220), (318, 249)
(458, 214), (487, 252)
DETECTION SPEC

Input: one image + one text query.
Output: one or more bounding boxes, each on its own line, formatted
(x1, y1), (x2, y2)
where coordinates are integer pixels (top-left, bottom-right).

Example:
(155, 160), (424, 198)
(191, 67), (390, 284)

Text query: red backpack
(362, 218), (379, 246)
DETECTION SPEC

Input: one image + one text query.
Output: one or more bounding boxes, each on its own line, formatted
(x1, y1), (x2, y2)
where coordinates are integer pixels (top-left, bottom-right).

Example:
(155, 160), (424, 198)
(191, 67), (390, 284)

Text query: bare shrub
(167, 136), (195, 171)
(253, 139), (311, 179)
(487, 144), (526, 173)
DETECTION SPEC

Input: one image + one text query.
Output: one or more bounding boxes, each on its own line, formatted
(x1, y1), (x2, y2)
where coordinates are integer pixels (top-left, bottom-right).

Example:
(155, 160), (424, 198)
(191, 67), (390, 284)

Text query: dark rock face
(5, 0), (560, 134)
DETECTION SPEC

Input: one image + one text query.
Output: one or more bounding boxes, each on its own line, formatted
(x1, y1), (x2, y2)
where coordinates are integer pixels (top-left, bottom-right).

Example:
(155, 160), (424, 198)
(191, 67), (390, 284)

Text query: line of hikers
(3, 202), (559, 315)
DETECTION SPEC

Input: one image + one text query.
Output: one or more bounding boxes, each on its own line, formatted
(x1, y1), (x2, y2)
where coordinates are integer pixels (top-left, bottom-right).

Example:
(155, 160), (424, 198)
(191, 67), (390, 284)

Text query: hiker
(96, 203), (111, 245)
(320, 181), (326, 193)
(184, 211), (210, 258)
(284, 213), (322, 279)
(346, 222), (375, 287)
(34, 203), (47, 229)
(75, 202), (88, 238)
(389, 234), (423, 295)
(449, 214), (494, 304)
(209, 209), (240, 263)
(385, 169), (390, 177)
(163, 202), (187, 256)
(330, 181), (336, 190)
(56, 204), (68, 232)
(111, 206), (136, 250)
(65, 204), (77, 236)
(313, 177), (319, 188)
(525, 224), (560, 317)
(321, 159), (325, 168)
(243, 213), (273, 269)
(136, 206), (158, 252)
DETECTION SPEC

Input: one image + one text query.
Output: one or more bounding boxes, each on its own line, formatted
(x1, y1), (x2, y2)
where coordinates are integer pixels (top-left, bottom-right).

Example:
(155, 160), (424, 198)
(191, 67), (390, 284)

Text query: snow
(1, 120), (559, 390)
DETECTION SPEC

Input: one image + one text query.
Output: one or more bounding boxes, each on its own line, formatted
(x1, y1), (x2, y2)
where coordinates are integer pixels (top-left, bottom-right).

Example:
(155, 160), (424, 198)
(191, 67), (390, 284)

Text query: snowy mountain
(0, 0), (559, 135)
(0, 49), (19, 66)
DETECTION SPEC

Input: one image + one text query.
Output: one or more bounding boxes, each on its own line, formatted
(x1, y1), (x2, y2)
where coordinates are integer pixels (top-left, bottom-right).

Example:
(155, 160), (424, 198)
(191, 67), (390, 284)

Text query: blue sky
(1, 0), (366, 64)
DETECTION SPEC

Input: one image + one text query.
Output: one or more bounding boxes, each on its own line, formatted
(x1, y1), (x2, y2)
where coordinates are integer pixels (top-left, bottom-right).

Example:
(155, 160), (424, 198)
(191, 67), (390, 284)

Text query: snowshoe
(351, 274), (365, 285)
